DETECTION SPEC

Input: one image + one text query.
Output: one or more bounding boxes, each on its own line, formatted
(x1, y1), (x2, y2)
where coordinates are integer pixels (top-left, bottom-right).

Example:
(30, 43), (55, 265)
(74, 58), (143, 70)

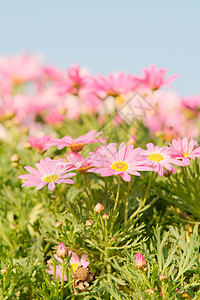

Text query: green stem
(124, 180), (131, 226)
(55, 188), (78, 220)
(86, 174), (94, 206)
(182, 167), (192, 193)
(113, 176), (121, 213)
(104, 219), (111, 284)
(129, 172), (154, 221)
(195, 157), (199, 175)
(168, 176), (175, 189)
(141, 270), (152, 289)
(61, 259), (65, 299)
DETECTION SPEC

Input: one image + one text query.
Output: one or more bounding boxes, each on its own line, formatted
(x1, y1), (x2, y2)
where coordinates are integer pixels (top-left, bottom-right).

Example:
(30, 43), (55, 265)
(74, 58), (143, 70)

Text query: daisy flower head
(88, 142), (152, 182)
(168, 137), (200, 166)
(132, 64), (178, 90)
(47, 251), (89, 282)
(18, 157), (76, 191)
(59, 152), (92, 174)
(28, 134), (52, 152)
(87, 72), (137, 98)
(140, 143), (185, 176)
(68, 250), (89, 273)
(44, 130), (107, 152)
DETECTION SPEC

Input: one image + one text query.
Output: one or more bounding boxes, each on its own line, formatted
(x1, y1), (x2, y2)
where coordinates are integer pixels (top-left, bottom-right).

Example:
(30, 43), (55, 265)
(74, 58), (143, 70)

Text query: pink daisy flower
(47, 255), (67, 282)
(168, 137), (200, 166)
(56, 64), (88, 96)
(140, 143), (185, 176)
(133, 64), (178, 90)
(44, 130), (107, 152)
(88, 72), (137, 98)
(68, 250), (89, 273)
(88, 142), (152, 182)
(18, 157), (76, 191)
(28, 134), (52, 152)
(0, 53), (41, 84)
(47, 251), (89, 282)
(59, 152), (92, 174)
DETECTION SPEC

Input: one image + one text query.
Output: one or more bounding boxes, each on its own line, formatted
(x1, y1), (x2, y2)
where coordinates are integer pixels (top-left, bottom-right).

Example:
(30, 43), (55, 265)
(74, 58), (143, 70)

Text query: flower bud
(24, 142), (31, 149)
(94, 203), (105, 214)
(56, 242), (67, 259)
(16, 291), (21, 297)
(86, 219), (93, 227)
(1, 268), (7, 275)
(134, 252), (147, 269)
(159, 273), (168, 281)
(55, 221), (62, 228)
(145, 288), (155, 295)
(10, 154), (20, 163)
(163, 170), (172, 177)
(102, 214), (109, 220)
(10, 154), (20, 166)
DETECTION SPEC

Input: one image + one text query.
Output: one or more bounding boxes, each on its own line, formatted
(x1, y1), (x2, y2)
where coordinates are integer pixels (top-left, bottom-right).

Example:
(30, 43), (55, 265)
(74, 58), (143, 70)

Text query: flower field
(0, 54), (200, 299)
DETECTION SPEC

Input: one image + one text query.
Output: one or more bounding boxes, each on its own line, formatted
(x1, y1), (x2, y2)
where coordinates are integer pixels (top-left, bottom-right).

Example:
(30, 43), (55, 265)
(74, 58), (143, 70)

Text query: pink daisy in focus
(140, 143), (185, 176)
(88, 142), (152, 182)
(68, 250), (90, 273)
(168, 137), (200, 166)
(18, 157), (76, 191)
(47, 251), (89, 282)
(44, 130), (107, 152)
(28, 135), (52, 152)
(133, 64), (178, 90)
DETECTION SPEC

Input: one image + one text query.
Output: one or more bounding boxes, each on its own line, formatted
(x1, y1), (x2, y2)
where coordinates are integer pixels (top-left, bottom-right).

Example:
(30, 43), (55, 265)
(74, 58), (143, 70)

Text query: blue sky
(0, 0), (199, 96)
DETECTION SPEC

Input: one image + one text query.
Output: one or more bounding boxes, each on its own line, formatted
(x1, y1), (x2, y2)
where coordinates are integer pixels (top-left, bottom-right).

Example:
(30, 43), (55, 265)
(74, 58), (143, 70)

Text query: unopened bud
(55, 221), (62, 228)
(145, 288), (155, 295)
(1, 268), (7, 275)
(159, 273), (168, 281)
(102, 214), (109, 220)
(57, 242), (67, 259)
(86, 219), (93, 227)
(164, 169), (172, 177)
(94, 203), (105, 214)
(24, 142), (31, 149)
(16, 291), (21, 297)
(48, 258), (54, 265)
(10, 154), (20, 162)
(134, 252), (147, 269)
(10, 154), (20, 167)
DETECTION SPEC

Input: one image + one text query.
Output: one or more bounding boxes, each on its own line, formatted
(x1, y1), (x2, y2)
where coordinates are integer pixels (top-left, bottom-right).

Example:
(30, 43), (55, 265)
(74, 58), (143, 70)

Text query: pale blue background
(0, 0), (199, 96)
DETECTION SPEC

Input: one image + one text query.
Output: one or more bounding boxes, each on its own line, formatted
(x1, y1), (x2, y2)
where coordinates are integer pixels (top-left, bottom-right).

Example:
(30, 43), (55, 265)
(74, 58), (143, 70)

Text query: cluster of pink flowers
(19, 133), (200, 189)
(2, 53), (199, 139)
(47, 243), (89, 282)
(18, 130), (107, 190)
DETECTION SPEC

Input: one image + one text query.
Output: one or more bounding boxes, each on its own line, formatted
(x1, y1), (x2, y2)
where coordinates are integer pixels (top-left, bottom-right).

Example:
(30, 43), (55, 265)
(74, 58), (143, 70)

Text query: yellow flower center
(77, 165), (93, 174)
(148, 153), (164, 162)
(183, 152), (190, 157)
(115, 94), (125, 106)
(71, 263), (78, 273)
(42, 174), (59, 182)
(112, 161), (128, 172)
(69, 143), (84, 152)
